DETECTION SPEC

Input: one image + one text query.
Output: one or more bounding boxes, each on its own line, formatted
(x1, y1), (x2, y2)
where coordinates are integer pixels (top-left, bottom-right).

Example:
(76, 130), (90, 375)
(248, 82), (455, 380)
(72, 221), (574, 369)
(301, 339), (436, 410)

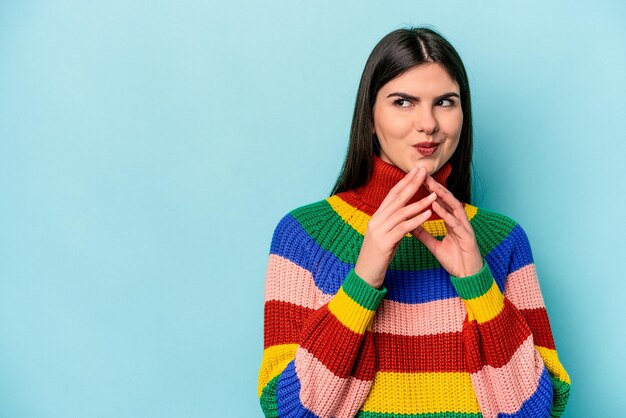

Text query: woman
(258, 27), (570, 417)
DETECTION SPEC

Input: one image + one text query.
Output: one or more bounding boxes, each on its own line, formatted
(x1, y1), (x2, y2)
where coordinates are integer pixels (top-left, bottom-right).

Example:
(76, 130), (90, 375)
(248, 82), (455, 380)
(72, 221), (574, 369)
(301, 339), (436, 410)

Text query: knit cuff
(450, 260), (505, 324)
(344, 268), (387, 310)
(327, 268), (387, 334)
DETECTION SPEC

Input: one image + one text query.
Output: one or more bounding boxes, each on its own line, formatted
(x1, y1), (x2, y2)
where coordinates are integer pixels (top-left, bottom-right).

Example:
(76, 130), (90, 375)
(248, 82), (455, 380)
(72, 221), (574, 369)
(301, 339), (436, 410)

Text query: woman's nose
(414, 106), (438, 135)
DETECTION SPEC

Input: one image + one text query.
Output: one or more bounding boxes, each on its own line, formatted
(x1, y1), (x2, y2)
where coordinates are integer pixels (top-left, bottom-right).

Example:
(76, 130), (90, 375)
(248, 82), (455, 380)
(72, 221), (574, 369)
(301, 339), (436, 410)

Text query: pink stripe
(504, 264), (546, 310)
(470, 335), (546, 417)
(265, 255), (332, 308)
(372, 297), (466, 336)
(295, 347), (372, 417)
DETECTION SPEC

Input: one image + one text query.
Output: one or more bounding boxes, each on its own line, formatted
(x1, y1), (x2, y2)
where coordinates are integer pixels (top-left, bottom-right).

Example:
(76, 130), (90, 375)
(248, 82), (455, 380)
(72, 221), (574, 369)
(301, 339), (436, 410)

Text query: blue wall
(1, 1), (624, 416)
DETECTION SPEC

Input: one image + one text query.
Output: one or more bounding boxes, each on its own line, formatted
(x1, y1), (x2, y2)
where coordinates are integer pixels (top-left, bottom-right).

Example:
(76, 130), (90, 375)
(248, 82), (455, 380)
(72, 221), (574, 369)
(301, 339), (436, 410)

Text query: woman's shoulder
(466, 203), (519, 230)
(270, 196), (342, 241)
(465, 205), (532, 260)
(465, 204), (527, 240)
(277, 196), (338, 225)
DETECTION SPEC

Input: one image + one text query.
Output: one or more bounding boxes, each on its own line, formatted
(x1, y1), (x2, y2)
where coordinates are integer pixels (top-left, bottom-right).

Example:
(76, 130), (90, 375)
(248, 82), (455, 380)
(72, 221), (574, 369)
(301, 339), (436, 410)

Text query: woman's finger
(381, 192), (437, 233)
(377, 165), (419, 212)
(432, 196), (470, 230)
(425, 176), (469, 223)
(378, 166), (428, 215)
(389, 208), (432, 242)
(411, 225), (440, 254)
(431, 200), (462, 230)
(434, 196), (454, 214)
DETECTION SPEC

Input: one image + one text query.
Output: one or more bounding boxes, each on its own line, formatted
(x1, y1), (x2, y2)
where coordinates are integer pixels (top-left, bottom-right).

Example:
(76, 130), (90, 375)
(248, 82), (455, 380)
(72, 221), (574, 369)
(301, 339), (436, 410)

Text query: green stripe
(471, 208), (517, 255)
(550, 376), (571, 417)
(290, 200), (443, 270)
(342, 268), (387, 311)
(259, 374), (280, 417)
(450, 260), (495, 300)
(290, 200), (363, 264)
(357, 411), (482, 417)
(290, 200), (518, 271)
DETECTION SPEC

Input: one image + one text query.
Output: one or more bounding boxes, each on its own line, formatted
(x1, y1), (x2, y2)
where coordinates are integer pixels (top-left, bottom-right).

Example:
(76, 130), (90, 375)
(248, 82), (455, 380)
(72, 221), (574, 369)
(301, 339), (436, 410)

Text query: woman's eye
(438, 98), (456, 107)
(394, 99), (412, 108)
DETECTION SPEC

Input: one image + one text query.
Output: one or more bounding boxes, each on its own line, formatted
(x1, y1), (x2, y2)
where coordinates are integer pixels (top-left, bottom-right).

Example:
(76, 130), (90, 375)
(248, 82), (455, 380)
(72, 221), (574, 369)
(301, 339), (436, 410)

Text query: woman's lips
(414, 143), (439, 156)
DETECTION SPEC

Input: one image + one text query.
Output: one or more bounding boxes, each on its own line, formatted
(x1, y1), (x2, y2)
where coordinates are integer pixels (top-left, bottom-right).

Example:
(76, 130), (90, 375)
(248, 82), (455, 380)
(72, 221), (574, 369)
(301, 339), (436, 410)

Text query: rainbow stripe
(259, 191), (570, 417)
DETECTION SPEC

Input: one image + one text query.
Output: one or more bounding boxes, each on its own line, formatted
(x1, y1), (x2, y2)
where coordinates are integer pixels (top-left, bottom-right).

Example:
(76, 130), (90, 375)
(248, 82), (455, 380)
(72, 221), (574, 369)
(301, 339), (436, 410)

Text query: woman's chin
(411, 160), (437, 175)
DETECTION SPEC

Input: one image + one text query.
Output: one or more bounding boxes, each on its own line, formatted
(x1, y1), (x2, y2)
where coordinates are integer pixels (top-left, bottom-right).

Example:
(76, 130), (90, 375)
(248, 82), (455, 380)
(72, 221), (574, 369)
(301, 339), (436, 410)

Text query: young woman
(258, 27), (570, 418)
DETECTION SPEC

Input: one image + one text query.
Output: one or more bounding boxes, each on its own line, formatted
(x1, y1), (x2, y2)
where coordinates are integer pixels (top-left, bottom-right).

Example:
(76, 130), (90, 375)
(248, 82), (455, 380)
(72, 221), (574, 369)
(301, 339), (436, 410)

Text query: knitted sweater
(258, 155), (570, 417)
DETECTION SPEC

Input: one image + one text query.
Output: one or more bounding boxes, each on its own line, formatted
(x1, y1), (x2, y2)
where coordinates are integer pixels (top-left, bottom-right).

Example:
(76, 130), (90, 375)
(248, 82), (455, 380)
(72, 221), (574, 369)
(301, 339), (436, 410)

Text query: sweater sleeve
(449, 224), (570, 418)
(257, 213), (386, 417)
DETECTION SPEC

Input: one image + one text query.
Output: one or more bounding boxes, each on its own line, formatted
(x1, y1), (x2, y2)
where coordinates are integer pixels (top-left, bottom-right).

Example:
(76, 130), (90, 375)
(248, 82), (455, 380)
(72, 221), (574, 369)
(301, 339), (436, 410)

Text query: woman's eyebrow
(386, 91), (460, 101)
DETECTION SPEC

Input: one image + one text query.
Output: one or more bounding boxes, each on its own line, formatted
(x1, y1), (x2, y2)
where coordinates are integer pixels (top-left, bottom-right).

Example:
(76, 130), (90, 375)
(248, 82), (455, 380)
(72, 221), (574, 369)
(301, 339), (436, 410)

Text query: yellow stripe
(465, 280), (505, 324)
(464, 203), (479, 221)
(327, 195), (478, 238)
(361, 371), (481, 414)
(327, 195), (370, 235)
(426, 204), (479, 236)
(257, 343), (298, 398)
(328, 287), (375, 334)
(536, 346), (571, 384)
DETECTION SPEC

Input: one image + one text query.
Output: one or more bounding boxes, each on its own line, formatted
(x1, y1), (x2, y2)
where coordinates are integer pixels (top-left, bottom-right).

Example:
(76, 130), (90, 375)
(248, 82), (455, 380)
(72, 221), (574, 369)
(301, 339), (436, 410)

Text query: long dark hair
(330, 26), (474, 203)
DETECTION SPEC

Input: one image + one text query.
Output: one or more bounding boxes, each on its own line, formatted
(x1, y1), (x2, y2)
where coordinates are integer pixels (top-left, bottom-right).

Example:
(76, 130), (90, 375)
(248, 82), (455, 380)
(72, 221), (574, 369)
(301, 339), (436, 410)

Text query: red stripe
(264, 300), (314, 348)
(464, 299), (532, 372)
(352, 331), (377, 381)
(265, 300), (553, 379)
(299, 305), (368, 379)
(334, 191), (375, 215)
(375, 331), (466, 372)
(520, 307), (556, 349)
(265, 300), (371, 379)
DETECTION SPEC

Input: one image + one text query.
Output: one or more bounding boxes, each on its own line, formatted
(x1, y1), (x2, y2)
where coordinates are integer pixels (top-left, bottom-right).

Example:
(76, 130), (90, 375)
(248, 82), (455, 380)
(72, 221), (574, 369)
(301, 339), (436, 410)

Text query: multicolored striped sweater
(258, 155), (570, 417)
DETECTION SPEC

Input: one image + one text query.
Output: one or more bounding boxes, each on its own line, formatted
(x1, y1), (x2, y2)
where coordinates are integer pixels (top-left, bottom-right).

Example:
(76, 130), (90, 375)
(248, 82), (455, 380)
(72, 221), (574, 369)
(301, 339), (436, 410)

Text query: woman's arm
(259, 167), (437, 417)
(501, 233), (570, 415)
(258, 213), (386, 417)
(413, 177), (570, 417)
(450, 245), (570, 417)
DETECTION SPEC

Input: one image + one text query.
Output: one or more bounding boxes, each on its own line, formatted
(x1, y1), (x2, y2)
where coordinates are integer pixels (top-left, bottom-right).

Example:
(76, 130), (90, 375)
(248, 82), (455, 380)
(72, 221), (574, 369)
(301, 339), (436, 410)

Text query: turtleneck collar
(350, 154), (453, 215)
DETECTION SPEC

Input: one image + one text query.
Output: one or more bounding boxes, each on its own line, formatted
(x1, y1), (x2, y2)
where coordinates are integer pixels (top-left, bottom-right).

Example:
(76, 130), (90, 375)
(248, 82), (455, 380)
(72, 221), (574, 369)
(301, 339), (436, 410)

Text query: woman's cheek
(395, 114), (414, 137)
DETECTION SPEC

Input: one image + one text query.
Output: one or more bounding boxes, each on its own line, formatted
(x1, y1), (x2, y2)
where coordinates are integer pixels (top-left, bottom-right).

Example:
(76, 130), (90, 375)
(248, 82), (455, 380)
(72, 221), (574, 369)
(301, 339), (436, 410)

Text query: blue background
(1, 1), (624, 416)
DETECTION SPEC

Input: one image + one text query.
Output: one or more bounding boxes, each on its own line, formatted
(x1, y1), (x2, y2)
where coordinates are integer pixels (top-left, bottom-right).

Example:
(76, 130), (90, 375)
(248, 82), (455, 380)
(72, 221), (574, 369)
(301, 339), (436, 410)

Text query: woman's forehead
(381, 63), (460, 95)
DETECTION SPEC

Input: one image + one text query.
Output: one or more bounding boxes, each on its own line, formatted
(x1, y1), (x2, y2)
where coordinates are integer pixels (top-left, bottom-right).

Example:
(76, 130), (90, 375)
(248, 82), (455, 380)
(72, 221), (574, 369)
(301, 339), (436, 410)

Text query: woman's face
(372, 62), (463, 175)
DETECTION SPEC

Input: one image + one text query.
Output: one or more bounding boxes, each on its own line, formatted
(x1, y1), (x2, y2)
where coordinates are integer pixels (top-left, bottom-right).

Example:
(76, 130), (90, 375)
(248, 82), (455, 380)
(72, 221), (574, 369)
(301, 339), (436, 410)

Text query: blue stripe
(270, 214), (351, 295)
(270, 214), (532, 304)
(271, 215), (460, 302)
(385, 267), (459, 303)
(508, 224), (535, 272)
(485, 224), (535, 292)
(276, 360), (320, 417)
(270, 214), (317, 271)
(498, 366), (553, 417)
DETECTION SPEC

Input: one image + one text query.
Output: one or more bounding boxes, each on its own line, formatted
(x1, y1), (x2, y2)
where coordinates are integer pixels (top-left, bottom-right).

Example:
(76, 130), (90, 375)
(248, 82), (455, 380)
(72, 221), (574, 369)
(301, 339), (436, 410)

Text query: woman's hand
(355, 166), (438, 289)
(411, 176), (484, 278)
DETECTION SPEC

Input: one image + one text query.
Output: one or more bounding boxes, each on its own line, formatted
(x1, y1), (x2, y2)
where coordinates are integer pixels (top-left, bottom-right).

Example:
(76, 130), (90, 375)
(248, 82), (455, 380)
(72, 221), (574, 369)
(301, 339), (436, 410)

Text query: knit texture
(258, 155), (570, 417)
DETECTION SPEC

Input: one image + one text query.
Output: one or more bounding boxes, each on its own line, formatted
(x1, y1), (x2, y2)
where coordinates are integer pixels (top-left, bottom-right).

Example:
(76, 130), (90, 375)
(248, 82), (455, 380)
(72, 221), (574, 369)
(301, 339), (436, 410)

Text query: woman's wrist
(457, 256), (484, 278)
(354, 261), (385, 289)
